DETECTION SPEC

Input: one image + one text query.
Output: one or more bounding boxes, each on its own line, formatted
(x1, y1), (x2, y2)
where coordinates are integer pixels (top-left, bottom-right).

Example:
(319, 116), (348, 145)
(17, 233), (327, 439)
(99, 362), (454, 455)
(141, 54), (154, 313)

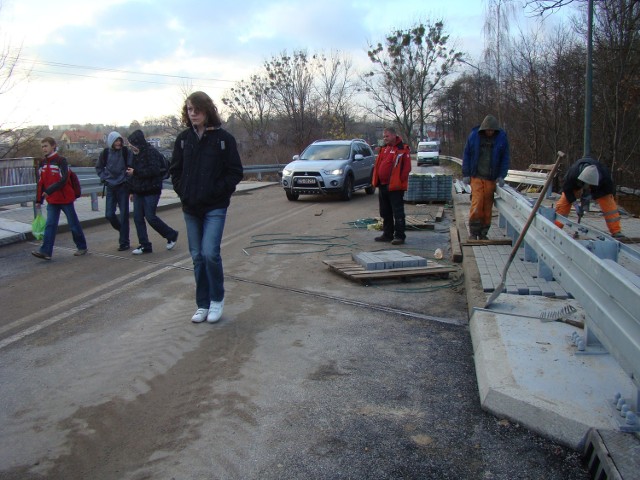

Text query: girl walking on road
(170, 91), (243, 324)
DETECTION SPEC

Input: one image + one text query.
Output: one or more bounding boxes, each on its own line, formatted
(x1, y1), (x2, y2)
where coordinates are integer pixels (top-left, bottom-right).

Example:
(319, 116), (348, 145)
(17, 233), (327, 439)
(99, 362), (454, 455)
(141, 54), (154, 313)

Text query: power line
(18, 67), (227, 90)
(10, 56), (237, 84)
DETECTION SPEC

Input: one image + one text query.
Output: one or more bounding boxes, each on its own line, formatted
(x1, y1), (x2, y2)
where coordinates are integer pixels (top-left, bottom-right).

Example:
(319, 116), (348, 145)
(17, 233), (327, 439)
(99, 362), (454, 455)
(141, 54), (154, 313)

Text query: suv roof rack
(312, 138), (367, 144)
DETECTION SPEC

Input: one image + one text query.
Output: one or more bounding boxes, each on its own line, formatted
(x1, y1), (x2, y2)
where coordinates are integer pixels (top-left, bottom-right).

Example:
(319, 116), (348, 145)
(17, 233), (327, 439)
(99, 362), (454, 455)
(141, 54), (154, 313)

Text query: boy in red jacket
(32, 137), (88, 260)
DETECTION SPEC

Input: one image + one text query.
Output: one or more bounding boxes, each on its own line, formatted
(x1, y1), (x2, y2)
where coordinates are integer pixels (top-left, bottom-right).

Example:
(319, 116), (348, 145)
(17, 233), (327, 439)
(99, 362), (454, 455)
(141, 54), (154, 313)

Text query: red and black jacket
(372, 137), (412, 192)
(36, 153), (76, 204)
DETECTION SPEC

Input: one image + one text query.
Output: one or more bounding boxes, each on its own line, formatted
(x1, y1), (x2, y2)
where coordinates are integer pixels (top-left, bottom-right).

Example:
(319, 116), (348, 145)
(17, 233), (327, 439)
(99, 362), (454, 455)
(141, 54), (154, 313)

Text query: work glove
(497, 177), (505, 187)
(462, 177), (470, 186)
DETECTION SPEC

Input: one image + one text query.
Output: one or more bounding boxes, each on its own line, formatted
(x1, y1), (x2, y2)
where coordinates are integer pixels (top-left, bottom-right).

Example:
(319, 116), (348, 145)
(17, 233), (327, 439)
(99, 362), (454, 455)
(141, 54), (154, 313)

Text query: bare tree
(483, 0), (519, 124)
(315, 50), (359, 138)
(222, 73), (273, 147)
(0, 39), (41, 158)
(362, 20), (461, 148)
(590, 0), (640, 184)
(264, 50), (320, 150)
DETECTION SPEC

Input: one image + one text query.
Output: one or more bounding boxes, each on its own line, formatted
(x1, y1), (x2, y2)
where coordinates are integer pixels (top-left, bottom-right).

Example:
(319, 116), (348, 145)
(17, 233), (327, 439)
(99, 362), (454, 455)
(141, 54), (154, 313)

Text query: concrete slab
(470, 294), (637, 450)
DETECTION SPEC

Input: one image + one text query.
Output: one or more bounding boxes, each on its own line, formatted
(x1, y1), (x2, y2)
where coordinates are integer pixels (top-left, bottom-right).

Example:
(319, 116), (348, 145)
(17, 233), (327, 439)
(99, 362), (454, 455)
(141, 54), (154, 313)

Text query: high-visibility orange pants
(554, 191), (621, 235)
(469, 177), (497, 237)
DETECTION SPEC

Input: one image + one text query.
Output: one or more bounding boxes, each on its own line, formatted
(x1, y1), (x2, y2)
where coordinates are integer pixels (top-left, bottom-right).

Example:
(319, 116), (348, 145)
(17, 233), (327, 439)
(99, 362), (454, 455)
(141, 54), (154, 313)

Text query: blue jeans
(105, 183), (130, 248)
(133, 193), (178, 249)
(184, 209), (227, 308)
(40, 202), (87, 257)
(378, 185), (406, 240)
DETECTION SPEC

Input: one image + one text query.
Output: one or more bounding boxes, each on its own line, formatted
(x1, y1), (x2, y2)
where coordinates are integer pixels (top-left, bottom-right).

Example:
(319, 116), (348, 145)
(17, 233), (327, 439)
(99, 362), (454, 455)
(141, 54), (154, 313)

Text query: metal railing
(494, 184), (640, 393)
(0, 162), (285, 208)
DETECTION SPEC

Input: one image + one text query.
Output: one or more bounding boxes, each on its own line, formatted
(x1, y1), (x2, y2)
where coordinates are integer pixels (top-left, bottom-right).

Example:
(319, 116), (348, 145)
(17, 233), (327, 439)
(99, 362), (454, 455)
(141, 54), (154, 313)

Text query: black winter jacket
(127, 130), (165, 195)
(562, 158), (615, 203)
(170, 126), (243, 216)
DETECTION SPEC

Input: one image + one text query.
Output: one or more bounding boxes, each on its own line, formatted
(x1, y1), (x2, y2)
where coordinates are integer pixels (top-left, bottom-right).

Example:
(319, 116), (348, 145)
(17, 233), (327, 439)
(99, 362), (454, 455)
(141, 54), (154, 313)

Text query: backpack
(68, 168), (82, 199)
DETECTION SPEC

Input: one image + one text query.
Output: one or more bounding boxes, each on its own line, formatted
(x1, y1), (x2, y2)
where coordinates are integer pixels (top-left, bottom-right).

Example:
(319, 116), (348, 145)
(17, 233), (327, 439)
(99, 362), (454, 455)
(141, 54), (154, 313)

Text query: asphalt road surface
(0, 181), (589, 479)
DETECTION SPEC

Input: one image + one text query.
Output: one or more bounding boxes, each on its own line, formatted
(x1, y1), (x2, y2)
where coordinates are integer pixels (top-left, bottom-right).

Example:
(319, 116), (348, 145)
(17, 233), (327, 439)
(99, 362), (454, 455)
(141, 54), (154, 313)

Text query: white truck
(416, 140), (440, 166)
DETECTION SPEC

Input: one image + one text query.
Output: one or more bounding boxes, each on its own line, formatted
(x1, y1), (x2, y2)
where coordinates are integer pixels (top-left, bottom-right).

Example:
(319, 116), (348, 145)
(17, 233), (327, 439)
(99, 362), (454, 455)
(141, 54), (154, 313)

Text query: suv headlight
(322, 168), (343, 176)
(282, 168), (293, 176)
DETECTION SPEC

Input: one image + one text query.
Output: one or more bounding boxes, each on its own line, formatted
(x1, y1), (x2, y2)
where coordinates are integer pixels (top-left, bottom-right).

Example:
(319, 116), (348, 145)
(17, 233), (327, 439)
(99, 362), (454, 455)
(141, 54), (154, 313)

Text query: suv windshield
(301, 144), (351, 161)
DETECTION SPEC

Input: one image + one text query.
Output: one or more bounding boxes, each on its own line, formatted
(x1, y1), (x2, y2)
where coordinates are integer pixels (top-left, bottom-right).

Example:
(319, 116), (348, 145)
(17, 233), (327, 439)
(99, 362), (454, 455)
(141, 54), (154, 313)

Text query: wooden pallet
(323, 259), (456, 284)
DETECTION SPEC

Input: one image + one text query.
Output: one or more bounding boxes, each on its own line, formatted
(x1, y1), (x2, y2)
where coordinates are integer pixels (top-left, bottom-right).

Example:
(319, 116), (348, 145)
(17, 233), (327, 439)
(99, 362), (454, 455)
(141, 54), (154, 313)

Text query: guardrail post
(581, 239), (619, 262)
(537, 259), (554, 281)
(539, 206), (555, 222)
(91, 193), (99, 211)
(524, 243), (537, 262)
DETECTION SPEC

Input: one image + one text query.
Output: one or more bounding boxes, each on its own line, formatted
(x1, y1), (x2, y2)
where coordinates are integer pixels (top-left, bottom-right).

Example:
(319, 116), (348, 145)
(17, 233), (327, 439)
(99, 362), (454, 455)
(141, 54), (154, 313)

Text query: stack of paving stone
(352, 250), (428, 271)
(405, 173), (453, 202)
(473, 244), (569, 297)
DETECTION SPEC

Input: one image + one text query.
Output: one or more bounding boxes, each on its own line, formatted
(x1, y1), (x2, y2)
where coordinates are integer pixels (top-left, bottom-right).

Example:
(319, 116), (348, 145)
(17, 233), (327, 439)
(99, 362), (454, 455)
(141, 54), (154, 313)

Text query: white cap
(578, 165), (599, 186)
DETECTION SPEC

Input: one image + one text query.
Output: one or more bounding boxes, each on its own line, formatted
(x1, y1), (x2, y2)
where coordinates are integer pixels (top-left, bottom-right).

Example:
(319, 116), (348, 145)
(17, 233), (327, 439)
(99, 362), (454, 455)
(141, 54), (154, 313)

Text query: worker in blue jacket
(462, 115), (510, 240)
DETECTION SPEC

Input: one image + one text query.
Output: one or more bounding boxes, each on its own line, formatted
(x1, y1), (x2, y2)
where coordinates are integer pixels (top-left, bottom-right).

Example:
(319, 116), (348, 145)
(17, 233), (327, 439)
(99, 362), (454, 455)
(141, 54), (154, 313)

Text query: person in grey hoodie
(96, 131), (132, 251)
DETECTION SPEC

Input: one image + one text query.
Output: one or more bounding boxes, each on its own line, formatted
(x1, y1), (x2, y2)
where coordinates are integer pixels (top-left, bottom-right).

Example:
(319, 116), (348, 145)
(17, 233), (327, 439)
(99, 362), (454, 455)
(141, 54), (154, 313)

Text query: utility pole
(582, 0), (594, 161)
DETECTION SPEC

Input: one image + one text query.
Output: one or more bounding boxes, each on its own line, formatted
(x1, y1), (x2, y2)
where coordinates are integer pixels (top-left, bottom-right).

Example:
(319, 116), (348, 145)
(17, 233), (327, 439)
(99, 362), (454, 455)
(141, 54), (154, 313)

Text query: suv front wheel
(286, 191), (299, 201)
(341, 175), (354, 201)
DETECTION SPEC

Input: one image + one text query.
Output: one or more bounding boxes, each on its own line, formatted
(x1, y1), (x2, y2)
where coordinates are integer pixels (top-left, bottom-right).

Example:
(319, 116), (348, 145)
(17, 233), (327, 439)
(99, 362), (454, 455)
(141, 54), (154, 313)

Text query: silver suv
(281, 139), (376, 201)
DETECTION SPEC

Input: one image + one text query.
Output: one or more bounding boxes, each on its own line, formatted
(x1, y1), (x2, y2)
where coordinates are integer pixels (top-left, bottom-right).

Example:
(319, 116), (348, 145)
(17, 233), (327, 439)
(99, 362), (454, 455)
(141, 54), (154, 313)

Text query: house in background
(60, 130), (105, 153)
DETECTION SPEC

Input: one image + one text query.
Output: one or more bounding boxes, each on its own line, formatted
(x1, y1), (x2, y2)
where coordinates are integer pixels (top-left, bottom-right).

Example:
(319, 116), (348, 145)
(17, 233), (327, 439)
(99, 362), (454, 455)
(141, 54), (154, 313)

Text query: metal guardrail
(0, 164), (285, 208)
(0, 157), (37, 187)
(494, 184), (640, 391)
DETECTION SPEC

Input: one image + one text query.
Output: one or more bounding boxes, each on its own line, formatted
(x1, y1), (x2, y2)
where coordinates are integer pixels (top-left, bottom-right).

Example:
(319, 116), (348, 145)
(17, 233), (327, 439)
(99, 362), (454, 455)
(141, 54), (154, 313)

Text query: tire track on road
(0, 202), (321, 350)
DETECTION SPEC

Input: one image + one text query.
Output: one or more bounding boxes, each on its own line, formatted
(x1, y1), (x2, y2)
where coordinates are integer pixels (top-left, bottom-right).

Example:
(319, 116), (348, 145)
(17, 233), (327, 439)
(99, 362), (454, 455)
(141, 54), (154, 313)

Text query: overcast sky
(0, 0), (569, 129)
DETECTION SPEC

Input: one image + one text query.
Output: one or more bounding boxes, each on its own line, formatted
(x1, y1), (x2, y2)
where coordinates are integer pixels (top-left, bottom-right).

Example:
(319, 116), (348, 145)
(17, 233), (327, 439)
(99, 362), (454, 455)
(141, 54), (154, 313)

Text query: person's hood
(127, 129), (147, 149)
(107, 131), (124, 149)
(578, 164), (600, 186)
(479, 115), (500, 131)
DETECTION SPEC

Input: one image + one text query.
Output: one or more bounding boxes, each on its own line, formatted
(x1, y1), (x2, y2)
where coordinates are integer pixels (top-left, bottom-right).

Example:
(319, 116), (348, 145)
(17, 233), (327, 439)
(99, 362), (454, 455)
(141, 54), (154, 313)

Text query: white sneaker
(167, 232), (178, 250)
(191, 308), (209, 323)
(207, 300), (224, 323)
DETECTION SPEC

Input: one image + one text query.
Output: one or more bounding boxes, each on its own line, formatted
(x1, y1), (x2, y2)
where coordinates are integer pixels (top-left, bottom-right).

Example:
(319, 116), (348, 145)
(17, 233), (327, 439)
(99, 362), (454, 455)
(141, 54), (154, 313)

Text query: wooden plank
(323, 259), (456, 283)
(528, 163), (555, 171)
(434, 207), (444, 222)
(450, 225), (463, 263)
(462, 238), (513, 246)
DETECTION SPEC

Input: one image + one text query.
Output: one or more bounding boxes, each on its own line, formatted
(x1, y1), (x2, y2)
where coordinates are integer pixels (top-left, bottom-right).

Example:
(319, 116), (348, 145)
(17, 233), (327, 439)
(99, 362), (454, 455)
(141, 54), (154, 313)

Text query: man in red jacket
(32, 137), (88, 260)
(371, 127), (412, 245)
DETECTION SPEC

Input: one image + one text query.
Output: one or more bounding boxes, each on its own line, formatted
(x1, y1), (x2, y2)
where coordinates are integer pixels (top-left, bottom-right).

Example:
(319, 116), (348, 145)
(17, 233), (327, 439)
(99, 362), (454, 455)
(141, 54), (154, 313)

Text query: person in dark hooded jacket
(462, 114), (510, 240)
(126, 129), (179, 255)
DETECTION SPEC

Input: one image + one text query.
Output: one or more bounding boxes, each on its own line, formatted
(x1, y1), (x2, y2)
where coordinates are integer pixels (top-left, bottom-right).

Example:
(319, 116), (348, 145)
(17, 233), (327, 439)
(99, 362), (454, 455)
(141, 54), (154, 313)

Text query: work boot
(374, 235), (393, 242)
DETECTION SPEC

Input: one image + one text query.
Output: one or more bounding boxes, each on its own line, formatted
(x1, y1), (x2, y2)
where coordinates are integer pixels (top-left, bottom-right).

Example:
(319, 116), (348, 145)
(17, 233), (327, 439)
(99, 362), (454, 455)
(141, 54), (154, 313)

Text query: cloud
(1, 0), (494, 126)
